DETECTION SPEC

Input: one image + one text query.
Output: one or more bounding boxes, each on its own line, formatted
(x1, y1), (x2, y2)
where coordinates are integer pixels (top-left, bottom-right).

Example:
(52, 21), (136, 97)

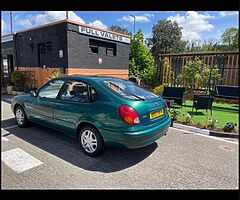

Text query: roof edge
(14, 19), (131, 38)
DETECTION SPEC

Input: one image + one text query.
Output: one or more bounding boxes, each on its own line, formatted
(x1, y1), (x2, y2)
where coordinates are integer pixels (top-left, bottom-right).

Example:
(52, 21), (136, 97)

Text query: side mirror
(30, 90), (37, 97)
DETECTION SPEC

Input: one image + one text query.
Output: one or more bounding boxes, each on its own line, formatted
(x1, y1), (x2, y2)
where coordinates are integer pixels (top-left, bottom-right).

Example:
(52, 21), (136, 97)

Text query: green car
(11, 75), (171, 157)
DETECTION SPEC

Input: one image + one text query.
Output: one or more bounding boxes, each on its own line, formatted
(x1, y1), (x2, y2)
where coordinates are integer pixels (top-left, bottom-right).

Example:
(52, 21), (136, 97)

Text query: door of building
(1, 54), (14, 87)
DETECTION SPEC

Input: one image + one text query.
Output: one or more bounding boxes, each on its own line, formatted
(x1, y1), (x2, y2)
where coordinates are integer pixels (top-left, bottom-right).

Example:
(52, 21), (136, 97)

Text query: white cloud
(167, 11), (215, 42)
(1, 19), (6, 33)
(118, 13), (154, 23)
(15, 17), (33, 29)
(219, 11), (238, 17)
(15, 11), (85, 29)
(89, 20), (107, 29)
(33, 11), (85, 25)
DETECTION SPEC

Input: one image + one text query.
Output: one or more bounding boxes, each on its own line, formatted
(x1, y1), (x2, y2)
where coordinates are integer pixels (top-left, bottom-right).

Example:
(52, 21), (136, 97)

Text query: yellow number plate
(149, 108), (164, 119)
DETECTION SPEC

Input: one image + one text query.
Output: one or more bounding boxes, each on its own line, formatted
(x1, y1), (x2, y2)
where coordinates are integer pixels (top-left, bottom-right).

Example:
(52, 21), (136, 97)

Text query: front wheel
(15, 106), (29, 128)
(78, 126), (105, 157)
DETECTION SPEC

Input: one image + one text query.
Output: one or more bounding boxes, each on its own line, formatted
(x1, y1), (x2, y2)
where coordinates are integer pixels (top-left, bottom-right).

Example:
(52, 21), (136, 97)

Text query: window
(89, 86), (98, 102)
(38, 80), (65, 99)
(89, 39), (116, 56)
(60, 80), (90, 103)
(106, 47), (116, 56)
(38, 41), (53, 67)
(102, 80), (158, 101)
(90, 46), (99, 54)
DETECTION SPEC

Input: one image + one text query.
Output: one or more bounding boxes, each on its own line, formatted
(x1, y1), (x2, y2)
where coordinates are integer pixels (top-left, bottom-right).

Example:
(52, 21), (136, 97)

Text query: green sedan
(11, 75), (171, 157)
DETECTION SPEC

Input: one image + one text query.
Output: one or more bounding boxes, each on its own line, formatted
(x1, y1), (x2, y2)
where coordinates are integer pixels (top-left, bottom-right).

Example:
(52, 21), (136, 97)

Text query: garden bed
(170, 100), (239, 134)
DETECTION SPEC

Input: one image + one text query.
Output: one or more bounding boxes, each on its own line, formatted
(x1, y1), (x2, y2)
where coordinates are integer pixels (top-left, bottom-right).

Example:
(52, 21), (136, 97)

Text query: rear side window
(60, 81), (89, 103)
(60, 80), (98, 103)
(102, 80), (158, 100)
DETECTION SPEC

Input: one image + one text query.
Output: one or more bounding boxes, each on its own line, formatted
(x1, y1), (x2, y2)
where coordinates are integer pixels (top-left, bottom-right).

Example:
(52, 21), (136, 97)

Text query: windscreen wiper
(128, 93), (145, 101)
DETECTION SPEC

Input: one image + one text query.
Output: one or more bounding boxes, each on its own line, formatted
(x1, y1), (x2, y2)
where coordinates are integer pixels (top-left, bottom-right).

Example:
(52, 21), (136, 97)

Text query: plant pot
(16, 91), (24, 95)
(7, 86), (13, 95)
(12, 90), (17, 95)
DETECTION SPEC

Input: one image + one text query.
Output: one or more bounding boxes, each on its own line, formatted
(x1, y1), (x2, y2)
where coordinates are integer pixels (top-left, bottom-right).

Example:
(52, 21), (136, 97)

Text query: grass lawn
(171, 100), (239, 129)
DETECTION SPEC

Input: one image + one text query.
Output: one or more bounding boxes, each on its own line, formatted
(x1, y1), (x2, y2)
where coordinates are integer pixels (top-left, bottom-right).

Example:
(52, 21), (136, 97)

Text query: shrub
(223, 122), (237, 132)
(47, 71), (63, 80)
(183, 113), (193, 125)
(208, 118), (218, 129)
(11, 70), (27, 87)
(170, 109), (181, 121)
(152, 85), (164, 94)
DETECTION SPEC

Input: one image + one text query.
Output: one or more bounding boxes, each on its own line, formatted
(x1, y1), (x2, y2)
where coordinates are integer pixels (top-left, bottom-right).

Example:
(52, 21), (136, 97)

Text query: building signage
(79, 25), (130, 44)
(1, 35), (14, 43)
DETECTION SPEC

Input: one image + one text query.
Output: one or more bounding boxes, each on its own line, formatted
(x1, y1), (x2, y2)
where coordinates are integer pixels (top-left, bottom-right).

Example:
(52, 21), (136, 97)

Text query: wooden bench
(213, 85), (239, 100)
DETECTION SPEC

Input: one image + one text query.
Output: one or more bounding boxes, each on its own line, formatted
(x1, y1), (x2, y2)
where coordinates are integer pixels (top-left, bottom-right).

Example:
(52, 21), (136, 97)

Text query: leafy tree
(221, 27), (239, 51)
(109, 25), (132, 36)
(146, 20), (186, 60)
(129, 29), (156, 87)
(177, 57), (221, 91)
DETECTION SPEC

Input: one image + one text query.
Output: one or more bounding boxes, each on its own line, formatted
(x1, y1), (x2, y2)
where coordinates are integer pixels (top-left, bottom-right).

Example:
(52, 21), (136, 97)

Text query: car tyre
(78, 125), (105, 157)
(15, 106), (29, 128)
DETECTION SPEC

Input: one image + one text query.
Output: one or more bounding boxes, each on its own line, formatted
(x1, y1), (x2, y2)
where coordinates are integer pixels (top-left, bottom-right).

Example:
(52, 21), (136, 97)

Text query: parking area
(1, 95), (239, 189)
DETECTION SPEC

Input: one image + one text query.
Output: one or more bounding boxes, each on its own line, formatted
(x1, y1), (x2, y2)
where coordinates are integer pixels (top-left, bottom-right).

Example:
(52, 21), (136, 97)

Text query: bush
(183, 113), (193, 125)
(152, 85), (164, 94)
(223, 122), (237, 132)
(47, 71), (63, 80)
(11, 70), (27, 87)
(170, 109), (181, 121)
(208, 118), (218, 129)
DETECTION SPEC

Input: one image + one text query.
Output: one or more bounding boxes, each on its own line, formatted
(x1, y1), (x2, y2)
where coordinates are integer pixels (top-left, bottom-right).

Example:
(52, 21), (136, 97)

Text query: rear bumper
(101, 117), (171, 149)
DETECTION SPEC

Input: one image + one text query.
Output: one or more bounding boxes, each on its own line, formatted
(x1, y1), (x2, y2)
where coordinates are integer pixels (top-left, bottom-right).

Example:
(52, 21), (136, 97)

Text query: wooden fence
(158, 52), (239, 87)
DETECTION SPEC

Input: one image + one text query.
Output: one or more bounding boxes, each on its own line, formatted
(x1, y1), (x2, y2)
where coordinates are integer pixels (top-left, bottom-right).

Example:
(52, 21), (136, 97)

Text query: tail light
(118, 104), (140, 124)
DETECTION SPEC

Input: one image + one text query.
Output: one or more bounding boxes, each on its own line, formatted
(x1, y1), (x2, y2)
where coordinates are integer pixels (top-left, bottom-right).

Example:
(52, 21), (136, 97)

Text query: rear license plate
(149, 108), (164, 119)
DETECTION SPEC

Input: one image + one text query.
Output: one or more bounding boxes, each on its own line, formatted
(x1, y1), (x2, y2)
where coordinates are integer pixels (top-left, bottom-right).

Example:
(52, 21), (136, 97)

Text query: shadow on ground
(1, 94), (14, 104)
(1, 118), (158, 173)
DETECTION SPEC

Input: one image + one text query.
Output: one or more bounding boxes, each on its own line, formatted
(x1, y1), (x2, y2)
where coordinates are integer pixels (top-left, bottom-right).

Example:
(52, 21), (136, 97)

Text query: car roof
(57, 75), (128, 83)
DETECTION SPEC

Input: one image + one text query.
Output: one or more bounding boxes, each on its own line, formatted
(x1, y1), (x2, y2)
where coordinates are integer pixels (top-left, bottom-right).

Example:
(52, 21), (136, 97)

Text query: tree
(146, 20), (186, 60)
(221, 27), (239, 51)
(177, 57), (221, 91)
(129, 29), (156, 87)
(109, 25), (132, 36)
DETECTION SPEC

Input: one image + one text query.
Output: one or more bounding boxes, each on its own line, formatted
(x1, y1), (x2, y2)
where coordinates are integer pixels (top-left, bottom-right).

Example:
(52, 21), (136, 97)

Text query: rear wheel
(15, 106), (29, 128)
(78, 125), (104, 157)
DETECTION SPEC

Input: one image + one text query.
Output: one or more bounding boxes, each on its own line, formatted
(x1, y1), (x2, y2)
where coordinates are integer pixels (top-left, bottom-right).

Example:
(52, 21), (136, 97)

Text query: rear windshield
(102, 79), (158, 100)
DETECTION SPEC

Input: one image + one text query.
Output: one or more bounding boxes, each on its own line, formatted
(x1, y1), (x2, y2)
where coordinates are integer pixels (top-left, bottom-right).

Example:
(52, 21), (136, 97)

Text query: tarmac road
(1, 96), (239, 189)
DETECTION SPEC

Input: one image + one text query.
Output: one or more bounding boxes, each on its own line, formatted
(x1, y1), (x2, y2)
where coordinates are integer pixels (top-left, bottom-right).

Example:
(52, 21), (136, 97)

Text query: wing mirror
(30, 90), (37, 97)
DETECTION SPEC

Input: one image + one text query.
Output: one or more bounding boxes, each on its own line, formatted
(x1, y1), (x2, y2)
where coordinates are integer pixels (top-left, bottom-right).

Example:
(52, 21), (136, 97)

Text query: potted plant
(11, 70), (27, 95)
(6, 79), (14, 95)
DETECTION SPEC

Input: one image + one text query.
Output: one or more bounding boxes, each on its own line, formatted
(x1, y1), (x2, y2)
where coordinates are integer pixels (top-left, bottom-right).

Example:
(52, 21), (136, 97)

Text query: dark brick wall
(67, 23), (129, 69)
(1, 21), (129, 70)
(15, 23), (68, 68)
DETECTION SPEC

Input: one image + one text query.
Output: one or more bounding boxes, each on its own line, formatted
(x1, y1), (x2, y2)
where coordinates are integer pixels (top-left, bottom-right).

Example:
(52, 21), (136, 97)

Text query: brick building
(1, 19), (130, 88)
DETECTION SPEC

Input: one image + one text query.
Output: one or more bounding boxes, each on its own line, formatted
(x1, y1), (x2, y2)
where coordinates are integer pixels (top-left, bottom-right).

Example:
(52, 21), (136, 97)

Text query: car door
(52, 79), (94, 136)
(28, 79), (66, 127)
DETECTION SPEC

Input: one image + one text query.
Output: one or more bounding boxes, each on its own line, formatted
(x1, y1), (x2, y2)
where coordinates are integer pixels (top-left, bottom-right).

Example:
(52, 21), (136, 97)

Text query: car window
(60, 80), (90, 103)
(89, 86), (98, 102)
(38, 80), (65, 99)
(102, 80), (158, 100)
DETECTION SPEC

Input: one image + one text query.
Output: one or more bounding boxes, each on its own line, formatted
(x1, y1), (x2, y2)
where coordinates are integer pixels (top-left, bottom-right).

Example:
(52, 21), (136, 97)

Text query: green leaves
(177, 57), (221, 90)
(147, 20), (186, 58)
(129, 29), (156, 87)
(109, 25), (132, 36)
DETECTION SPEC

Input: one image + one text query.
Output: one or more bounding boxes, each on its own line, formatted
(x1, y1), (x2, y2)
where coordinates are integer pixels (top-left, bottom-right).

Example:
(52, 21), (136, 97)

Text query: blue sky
(1, 11), (239, 44)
